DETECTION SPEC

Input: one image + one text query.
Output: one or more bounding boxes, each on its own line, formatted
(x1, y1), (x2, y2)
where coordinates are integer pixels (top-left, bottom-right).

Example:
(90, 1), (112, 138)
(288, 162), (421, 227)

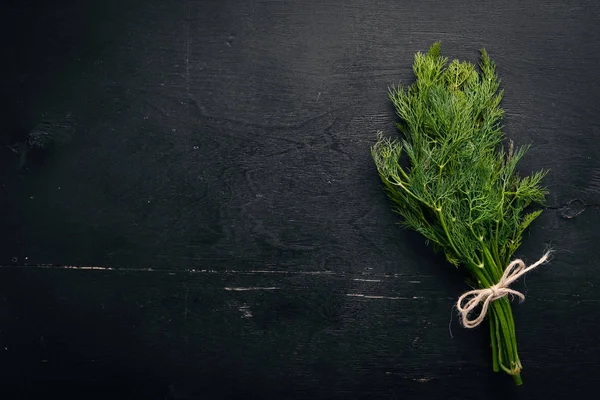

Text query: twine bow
(457, 251), (551, 328)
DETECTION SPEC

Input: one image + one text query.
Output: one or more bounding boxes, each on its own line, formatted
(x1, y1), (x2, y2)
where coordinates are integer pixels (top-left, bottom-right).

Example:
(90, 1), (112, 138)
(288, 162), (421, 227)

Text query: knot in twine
(457, 251), (551, 328)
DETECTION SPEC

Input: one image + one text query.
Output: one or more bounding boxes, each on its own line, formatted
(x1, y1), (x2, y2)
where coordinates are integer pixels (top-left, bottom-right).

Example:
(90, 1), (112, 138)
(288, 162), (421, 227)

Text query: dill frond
(371, 42), (548, 385)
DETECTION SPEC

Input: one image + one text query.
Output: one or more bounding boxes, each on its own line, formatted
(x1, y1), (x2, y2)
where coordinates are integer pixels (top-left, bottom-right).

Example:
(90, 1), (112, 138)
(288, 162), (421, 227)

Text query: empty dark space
(1, 1), (599, 399)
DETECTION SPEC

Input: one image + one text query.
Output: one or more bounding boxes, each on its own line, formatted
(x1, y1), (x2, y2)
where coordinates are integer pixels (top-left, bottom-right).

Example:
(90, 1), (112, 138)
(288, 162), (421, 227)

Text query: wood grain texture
(1, 0), (599, 398)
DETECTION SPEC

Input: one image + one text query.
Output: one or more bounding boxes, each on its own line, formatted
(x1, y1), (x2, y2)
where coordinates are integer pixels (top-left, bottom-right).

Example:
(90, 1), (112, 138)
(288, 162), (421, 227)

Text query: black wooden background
(1, 0), (599, 399)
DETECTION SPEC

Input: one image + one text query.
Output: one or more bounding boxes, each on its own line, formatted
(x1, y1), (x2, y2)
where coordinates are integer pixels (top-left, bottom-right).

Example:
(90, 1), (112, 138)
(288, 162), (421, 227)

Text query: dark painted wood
(1, 0), (599, 398)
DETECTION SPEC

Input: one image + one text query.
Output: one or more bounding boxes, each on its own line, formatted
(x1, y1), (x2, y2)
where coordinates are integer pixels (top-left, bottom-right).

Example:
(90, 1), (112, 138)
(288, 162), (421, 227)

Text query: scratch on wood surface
(238, 304), (252, 318)
(346, 294), (425, 300)
(0, 265), (147, 271)
(386, 372), (433, 382)
(0, 265), (434, 282)
(346, 293), (408, 300)
(234, 269), (337, 275)
(224, 287), (280, 291)
(414, 377), (432, 383)
(59, 265), (115, 271)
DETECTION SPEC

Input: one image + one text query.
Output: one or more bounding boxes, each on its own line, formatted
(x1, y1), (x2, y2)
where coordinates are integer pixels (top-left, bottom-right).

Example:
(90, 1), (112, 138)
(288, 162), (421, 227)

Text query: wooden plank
(1, 238), (599, 399)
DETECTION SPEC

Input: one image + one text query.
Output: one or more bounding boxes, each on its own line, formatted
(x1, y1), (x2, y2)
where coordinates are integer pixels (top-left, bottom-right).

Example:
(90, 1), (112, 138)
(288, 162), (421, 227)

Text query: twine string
(457, 251), (551, 328)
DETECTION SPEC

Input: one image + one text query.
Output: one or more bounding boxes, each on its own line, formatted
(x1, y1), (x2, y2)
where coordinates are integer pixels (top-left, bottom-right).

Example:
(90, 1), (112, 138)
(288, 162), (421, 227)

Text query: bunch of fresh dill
(371, 42), (548, 385)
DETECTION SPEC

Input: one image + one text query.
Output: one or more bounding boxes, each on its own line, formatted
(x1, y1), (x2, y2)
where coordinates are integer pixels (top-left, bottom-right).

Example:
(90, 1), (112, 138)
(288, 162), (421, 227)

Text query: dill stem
(483, 254), (523, 384)
(489, 311), (500, 372)
(397, 165), (410, 182)
(437, 209), (463, 262)
(472, 260), (522, 385)
(481, 242), (502, 281)
(490, 300), (522, 385)
(389, 178), (424, 205)
(492, 221), (502, 269)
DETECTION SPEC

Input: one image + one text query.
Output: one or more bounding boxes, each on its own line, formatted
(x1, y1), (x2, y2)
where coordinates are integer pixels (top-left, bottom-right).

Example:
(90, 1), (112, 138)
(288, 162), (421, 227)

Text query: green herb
(371, 42), (548, 385)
